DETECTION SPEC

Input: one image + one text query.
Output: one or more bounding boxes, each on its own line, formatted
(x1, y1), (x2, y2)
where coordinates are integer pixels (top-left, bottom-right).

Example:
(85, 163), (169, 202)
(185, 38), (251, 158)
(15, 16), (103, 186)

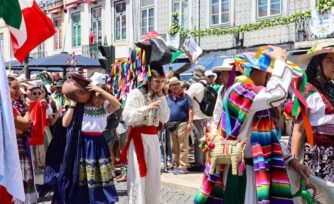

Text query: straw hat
(169, 77), (181, 85)
(211, 58), (235, 72)
(235, 46), (304, 78)
(298, 42), (334, 65)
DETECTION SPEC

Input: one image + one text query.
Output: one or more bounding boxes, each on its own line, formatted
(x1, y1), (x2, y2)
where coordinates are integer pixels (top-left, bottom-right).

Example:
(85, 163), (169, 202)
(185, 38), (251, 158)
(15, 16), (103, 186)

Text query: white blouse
(81, 102), (111, 133)
(306, 91), (334, 126)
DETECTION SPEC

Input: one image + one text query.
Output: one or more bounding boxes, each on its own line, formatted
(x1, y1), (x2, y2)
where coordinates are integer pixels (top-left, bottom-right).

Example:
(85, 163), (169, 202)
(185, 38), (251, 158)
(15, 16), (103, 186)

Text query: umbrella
(28, 52), (101, 68)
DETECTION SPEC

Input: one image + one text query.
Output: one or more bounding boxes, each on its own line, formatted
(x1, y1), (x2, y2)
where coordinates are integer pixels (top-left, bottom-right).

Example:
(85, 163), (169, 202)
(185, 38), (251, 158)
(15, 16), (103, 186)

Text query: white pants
(127, 134), (161, 204)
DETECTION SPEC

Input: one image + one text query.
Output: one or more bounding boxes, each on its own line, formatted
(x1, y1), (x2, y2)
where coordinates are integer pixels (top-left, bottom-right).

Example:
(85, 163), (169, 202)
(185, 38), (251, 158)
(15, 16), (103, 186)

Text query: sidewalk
(161, 172), (202, 193)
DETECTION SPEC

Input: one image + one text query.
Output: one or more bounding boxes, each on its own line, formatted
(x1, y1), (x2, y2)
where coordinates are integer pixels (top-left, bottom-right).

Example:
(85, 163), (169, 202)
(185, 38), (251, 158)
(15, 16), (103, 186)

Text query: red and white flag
(1, 0), (55, 63)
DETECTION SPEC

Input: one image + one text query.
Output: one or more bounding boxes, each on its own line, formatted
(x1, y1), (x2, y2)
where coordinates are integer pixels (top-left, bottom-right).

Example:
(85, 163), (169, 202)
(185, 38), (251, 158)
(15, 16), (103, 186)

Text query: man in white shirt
(121, 68), (170, 204)
(187, 66), (210, 169)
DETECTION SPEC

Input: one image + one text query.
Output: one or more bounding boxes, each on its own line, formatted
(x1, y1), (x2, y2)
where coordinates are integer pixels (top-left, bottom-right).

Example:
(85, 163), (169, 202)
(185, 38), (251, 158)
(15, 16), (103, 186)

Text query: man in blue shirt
(167, 77), (194, 174)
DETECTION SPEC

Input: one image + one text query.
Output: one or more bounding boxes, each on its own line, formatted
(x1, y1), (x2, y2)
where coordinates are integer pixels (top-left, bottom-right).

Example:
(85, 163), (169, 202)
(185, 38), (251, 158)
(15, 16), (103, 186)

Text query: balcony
(295, 17), (334, 48)
(30, 51), (47, 59)
(38, 0), (64, 14)
(82, 44), (101, 59)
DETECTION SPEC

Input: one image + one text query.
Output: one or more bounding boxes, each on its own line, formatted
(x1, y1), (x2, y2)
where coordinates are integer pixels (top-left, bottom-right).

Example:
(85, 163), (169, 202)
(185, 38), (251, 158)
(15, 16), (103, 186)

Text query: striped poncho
(194, 80), (293, 204)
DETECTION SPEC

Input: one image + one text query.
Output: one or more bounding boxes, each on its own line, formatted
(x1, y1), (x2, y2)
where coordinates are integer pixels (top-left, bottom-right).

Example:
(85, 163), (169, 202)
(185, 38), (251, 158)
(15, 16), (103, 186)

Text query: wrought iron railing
(82, 43), (101, 58)
(295, 18), (334, 42)
(30, 51), (47, 59)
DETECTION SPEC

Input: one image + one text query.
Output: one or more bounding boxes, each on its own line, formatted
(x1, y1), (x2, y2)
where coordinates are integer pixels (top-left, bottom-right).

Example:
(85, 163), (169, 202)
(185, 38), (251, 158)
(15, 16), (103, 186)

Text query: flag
(181, 34), (203, 62)
(0, 0), (55, 63)
(0, 53), (25, 201)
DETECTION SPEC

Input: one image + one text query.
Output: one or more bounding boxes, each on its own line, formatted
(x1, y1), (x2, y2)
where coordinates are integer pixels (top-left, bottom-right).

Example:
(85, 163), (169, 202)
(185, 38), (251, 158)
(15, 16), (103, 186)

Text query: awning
(163, 62), (188, 74)
(48, 6), (63, 14)
(84, 0), (101, 4)
(182, 57), (229, 74)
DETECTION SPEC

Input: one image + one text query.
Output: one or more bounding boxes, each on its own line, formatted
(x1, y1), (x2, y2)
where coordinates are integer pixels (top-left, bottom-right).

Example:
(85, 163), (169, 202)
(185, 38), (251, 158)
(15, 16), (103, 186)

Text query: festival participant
(194, 46), (310, 204)
(121, 68), (170, 204)
(209, 58), (237, 136)
(0, 77), (38, 204)
(291, 42), (334, 183)
(53, 72), (120, 203)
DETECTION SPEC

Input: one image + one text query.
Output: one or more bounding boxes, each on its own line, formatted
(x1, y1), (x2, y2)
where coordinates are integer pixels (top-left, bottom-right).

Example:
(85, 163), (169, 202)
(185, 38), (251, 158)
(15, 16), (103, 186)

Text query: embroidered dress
(302, 82), (334, 183)
(12, 99), (38, 204)
(194, 60), (294, 204)
(77, 104), (118, 203)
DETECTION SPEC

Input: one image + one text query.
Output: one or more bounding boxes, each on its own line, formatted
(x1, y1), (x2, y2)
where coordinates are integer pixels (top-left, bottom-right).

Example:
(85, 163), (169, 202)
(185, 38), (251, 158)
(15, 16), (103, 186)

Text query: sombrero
(211, 58), (235, 72)
(235, 46), (304, 79)
(298, 42), (334, 65)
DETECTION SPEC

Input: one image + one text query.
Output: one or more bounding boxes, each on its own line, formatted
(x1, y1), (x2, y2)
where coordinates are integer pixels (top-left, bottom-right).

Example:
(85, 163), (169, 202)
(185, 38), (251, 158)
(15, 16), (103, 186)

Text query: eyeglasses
(207, 75), (215, 78)
(32, 92), (42, 96)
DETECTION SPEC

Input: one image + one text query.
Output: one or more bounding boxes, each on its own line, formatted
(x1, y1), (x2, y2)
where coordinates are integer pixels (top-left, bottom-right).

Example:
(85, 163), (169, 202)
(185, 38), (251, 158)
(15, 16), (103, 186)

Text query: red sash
(120, 126), (158, 177)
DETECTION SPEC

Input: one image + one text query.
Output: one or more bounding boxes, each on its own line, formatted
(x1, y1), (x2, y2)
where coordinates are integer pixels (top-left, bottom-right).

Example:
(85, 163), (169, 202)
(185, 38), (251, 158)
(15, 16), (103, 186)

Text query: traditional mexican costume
(45, 102), (118, 204)
(194, 48), (304, 204)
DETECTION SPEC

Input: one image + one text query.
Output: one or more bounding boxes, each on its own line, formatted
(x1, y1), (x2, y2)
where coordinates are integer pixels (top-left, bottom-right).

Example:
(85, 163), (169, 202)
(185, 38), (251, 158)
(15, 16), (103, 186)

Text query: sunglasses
(207, 75), (215, 78)
(32, 92), (42, 96)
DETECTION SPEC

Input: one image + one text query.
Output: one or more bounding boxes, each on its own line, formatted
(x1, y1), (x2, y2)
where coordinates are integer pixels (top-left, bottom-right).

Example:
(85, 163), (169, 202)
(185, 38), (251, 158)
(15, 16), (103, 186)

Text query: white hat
(90, 72), (108, 85)
(204, 70), (217, 81)
(211, 58), (235, 72)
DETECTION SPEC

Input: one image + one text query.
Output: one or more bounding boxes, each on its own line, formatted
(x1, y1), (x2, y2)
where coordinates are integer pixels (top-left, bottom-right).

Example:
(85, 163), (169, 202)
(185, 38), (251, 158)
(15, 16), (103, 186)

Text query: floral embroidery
(84, 106), (107, 117)
(79, 158), (114, 188)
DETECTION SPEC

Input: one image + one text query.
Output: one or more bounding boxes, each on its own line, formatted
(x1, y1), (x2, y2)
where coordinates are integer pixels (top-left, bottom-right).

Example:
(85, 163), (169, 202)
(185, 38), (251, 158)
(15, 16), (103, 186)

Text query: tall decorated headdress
(109, 31), (174, 103)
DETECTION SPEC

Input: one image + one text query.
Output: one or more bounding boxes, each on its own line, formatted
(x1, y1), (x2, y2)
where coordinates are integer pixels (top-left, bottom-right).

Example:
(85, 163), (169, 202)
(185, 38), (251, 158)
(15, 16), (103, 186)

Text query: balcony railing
(295, 18), (334, 42)
(82, 43), (101, 59)
(38, 0), (63, 11)
(30, 51), (47, 59)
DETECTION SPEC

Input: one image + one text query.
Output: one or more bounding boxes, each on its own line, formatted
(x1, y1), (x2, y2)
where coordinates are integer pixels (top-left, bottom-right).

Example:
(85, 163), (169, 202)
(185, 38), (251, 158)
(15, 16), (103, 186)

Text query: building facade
(1, 0), (333, 62)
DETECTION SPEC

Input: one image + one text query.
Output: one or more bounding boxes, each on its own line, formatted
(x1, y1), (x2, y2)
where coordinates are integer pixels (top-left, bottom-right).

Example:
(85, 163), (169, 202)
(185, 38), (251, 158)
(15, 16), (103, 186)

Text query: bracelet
(285, 155), (296, 166)
(69, 106), (76, 109)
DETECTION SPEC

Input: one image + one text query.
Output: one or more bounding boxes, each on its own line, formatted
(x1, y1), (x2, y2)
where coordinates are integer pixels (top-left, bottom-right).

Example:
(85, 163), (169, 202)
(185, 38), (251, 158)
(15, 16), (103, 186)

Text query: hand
(290, 159), (310, 180)
(186, 123), (192, 132)
(87, 83), (103, 93)
(70, 100), (77, 107)
(147, 100), (161, 110)
(263, 45), (288, 61)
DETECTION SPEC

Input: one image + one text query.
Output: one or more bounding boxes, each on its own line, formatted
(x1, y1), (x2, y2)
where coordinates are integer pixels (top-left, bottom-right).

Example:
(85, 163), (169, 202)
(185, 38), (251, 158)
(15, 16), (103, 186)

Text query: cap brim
(212, 66), (233, 72)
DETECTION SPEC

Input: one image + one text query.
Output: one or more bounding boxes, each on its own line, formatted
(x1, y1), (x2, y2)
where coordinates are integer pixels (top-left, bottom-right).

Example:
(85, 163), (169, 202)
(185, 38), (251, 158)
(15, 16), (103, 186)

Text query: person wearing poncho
(194, 46), (310, 204)
(291, 42), (334, 183)
(121, 68), (170, 204)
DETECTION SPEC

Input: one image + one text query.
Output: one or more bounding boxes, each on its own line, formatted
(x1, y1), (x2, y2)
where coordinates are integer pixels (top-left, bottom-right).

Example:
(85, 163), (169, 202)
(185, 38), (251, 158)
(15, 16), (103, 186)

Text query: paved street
(38, 175), (198, 204)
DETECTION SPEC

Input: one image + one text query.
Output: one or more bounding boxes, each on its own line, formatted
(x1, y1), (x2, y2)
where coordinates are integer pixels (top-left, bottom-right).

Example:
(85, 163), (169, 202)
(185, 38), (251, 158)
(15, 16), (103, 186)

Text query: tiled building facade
(1, 0), (334, 62)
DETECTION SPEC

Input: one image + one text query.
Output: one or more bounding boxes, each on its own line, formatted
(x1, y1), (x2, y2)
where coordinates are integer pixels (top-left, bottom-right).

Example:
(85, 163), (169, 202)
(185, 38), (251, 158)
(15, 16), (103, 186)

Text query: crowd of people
(0, 43), (333, 204)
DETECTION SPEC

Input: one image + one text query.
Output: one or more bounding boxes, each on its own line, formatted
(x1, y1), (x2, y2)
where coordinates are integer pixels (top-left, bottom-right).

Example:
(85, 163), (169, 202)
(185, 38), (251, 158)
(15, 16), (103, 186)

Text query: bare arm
(87, 83), (121, 114)
(62, 101), (77, 128)
(14, 115), (30, 131)
(291, 122), (305, 159)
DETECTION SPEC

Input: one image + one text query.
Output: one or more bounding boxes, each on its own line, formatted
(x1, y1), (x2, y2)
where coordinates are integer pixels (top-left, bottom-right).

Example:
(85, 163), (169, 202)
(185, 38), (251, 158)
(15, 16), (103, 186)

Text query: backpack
(194, 81), (217, 117)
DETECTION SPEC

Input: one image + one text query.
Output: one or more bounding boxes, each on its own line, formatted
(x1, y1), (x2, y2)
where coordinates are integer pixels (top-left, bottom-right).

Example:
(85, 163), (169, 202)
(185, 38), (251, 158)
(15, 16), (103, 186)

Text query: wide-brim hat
(169, 77), (181, 84)
(193, 66), (206, 81)
(211, 58), (235, 72)
(298, 42), (334, 65)
(235, 47), (304, 79)
(204, 70), (217, 81)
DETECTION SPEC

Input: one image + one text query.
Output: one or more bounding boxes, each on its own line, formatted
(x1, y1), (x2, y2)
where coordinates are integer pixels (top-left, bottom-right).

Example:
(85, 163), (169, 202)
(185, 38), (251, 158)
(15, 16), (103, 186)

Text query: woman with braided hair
(291, 42), (334, 183)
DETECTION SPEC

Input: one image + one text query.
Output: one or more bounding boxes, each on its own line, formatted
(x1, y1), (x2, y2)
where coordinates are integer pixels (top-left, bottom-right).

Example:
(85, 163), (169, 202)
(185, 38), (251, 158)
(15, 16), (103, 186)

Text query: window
(172, 0), (189, 28)
(211, 0), (230, 25)
(257, 0), (281, 18)
(91, 7), (102, 44)
(0, 33), (3, 54)
(115, 1), (126, 41)
(141, 7), (154, 36)
(53, 18), (62, 50)
(72, 13), (81, 47)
